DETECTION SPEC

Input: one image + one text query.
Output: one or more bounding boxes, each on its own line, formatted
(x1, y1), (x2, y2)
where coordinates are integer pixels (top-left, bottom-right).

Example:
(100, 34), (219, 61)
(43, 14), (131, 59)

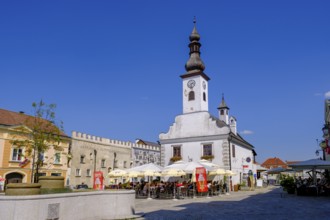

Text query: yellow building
(0, 108), (70, 184)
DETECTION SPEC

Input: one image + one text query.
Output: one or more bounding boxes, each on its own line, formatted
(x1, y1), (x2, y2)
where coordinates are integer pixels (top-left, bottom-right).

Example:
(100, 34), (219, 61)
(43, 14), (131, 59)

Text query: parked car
(76, 184), (89, 189)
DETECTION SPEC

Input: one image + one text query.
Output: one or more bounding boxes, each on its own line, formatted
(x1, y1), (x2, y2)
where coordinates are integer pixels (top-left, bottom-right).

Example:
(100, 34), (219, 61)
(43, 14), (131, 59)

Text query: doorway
(6, 172), (24, 183)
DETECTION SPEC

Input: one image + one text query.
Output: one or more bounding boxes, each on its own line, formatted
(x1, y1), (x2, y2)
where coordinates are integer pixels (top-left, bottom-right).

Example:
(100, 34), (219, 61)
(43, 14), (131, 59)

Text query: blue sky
(1, 1), (329, 163)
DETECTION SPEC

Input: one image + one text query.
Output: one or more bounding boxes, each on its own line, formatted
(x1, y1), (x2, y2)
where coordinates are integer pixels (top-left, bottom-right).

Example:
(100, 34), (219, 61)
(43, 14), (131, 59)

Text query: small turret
(218, 94), (230, 124)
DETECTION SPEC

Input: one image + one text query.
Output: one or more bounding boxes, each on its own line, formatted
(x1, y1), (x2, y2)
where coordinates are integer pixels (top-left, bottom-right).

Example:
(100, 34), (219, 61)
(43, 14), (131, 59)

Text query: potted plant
(280, 175), (296, 194)
(200, 155), (214, 161)
(170, 156), (182, 162)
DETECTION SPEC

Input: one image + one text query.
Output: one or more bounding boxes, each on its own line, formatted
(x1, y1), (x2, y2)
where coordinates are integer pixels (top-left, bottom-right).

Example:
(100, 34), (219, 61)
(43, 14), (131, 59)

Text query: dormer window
(188, 91), (195, 101)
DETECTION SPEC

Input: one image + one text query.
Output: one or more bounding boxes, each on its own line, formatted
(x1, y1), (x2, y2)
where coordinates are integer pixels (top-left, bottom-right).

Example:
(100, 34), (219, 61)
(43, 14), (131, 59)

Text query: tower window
(221, 110), (224, 115)
(188, 91), (195, 101)
(203, 92), (206, 101)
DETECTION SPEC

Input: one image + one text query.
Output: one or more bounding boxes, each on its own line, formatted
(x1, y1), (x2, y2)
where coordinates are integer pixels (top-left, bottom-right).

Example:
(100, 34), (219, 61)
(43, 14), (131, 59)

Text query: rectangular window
(75, 169), (81, 177)
(87, 169), (91, 177)
(12, 148), (23, 161)
(54, 153), (61, 164)
(51, 173), (61, 176)
(114, 160), (118, 168)
(101, 159), (106, 168)
(232, 145), (236, 158)
(173, 146), (181, 157)
(80, 155), (85, 164)
(203, 144), (212, 156)
(124, 161), (127, 168)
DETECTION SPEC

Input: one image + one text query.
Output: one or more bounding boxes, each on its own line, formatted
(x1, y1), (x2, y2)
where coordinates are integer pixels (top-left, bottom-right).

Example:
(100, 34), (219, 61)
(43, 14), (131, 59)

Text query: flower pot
(38, 176), (65, 189)
(5, 183), (41, 196)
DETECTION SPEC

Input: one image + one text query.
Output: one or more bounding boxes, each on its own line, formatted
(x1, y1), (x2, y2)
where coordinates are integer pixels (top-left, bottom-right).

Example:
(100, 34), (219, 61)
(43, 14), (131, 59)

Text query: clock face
(187, 80), (196, 89)
(202, 81), (206, 90)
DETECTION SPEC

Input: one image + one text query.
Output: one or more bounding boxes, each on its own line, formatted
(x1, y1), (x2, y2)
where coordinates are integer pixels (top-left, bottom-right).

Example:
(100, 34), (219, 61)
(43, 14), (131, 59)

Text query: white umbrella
(144, 170), (161, 177)
(225, 170), (237, 176)
(162, 168), (186, 177)
(209, 168), (226, 176)
(290, 159), (330, 185)
(126, 170), (144, 178)
(107, 169), (127, 177)
(199, 159), (221, 168)
(130, 163), (164, 172)
(165, 161), (214, 174)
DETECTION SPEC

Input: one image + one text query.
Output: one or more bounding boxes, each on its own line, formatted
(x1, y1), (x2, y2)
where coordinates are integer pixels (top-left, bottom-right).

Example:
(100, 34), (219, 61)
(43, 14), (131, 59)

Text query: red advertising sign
(93, 171), (104, 190)
(195, 167), (208, 193)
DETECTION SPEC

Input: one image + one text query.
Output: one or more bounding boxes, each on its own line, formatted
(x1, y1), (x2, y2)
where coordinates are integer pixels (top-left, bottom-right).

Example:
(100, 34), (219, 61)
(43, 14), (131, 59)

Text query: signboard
(93, 171), (104, 190)
(195, 167), (208, 193)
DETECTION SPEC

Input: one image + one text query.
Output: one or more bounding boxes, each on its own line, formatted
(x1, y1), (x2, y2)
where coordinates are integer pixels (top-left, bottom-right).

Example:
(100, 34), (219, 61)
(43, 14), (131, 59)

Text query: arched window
(188, 91), (195, 101)
(203, 92), (206, 101)
(220, 110), (224, 115)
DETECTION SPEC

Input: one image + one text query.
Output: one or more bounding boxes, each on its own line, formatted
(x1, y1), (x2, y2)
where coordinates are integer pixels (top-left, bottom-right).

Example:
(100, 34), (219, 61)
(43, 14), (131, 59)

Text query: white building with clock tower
(159, 21), (257, 188)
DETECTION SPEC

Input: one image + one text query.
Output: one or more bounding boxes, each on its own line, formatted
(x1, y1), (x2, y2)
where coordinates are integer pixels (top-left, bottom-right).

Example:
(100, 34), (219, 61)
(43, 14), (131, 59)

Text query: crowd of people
(295, 171), (330, 196)
(108, 180), (230, 199)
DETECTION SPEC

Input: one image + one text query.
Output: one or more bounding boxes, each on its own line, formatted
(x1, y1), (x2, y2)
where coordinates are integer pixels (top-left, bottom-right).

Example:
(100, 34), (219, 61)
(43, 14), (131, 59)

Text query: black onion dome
(185, 19), (205, 72)
(185, 53), (205, 72)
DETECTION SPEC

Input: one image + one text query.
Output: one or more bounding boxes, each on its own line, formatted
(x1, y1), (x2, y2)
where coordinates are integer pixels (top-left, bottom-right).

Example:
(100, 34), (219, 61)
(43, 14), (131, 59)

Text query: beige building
(0, 109), (70, 184)
(70, 131), (132, 188)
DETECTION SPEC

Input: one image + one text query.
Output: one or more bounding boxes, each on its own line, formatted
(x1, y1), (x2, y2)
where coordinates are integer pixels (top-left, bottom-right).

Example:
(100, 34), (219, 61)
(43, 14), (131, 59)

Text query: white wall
(0, 190), (137, 220)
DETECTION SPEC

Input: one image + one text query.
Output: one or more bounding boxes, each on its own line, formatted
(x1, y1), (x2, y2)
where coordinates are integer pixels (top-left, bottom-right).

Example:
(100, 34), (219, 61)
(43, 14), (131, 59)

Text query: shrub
(280, 175), (295, 193)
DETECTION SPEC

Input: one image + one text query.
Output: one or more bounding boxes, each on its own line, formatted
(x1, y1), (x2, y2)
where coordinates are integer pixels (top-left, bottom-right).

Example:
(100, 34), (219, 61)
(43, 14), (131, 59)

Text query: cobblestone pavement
(134, 186), (330, 220)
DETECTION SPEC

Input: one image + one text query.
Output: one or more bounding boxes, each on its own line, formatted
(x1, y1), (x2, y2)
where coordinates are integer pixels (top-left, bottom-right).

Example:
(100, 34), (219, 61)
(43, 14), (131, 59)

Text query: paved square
(135, 186), (330, 220)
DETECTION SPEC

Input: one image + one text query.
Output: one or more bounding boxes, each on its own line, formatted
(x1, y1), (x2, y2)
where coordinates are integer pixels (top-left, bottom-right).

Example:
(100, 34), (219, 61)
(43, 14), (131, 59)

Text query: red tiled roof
(0, 108), (31, 126)
(261, 157), (287, 168)
(0, 108), (68, 137)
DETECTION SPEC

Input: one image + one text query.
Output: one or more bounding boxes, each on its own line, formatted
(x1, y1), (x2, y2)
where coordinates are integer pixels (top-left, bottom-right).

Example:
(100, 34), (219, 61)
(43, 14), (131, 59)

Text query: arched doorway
(6, 172), (24, 183)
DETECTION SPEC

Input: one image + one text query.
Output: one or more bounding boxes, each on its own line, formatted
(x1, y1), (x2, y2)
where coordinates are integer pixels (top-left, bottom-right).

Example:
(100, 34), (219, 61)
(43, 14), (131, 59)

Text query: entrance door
(6, 172), (23, 183)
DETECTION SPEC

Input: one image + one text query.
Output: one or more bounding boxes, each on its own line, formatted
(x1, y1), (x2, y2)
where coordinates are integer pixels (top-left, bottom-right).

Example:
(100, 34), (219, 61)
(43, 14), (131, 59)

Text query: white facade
(182, 75), (209, 113)
(159, 23), (256, 188)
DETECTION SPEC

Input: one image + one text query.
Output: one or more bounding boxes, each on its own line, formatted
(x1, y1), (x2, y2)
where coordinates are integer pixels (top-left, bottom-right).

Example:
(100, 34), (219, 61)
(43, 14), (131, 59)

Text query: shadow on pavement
(136, 187), (330, 220)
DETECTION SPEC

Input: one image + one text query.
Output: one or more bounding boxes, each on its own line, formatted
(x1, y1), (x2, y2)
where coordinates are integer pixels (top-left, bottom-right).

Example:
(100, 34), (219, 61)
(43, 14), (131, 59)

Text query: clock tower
(181, 19), (210, 114)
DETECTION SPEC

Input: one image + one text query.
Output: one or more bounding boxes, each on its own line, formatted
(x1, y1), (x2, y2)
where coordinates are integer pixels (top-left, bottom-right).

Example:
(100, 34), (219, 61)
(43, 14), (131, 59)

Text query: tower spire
(180, 18), (210, 81)
(184, 17), (205, 73)
(218, 94), (229, 110)
(218, 94), (230, 124)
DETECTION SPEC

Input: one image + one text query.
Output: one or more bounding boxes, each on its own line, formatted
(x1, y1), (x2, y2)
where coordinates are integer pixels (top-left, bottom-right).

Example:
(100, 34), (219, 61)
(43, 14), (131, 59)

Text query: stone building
(133, 139), (161, 166)
(69, 131), (132, 187)
(159, 21), (257, 187)
(0, 108), (70, 184)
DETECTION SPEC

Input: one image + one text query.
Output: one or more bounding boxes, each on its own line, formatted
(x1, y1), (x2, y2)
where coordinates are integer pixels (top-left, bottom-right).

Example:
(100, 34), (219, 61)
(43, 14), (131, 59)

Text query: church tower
(218, 94), (230, 124)
(181, 19), (210, 114)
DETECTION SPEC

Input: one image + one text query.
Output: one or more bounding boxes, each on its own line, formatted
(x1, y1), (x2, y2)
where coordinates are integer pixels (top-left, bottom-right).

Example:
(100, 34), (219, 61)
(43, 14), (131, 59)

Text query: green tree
(11, 100), (65, 183)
